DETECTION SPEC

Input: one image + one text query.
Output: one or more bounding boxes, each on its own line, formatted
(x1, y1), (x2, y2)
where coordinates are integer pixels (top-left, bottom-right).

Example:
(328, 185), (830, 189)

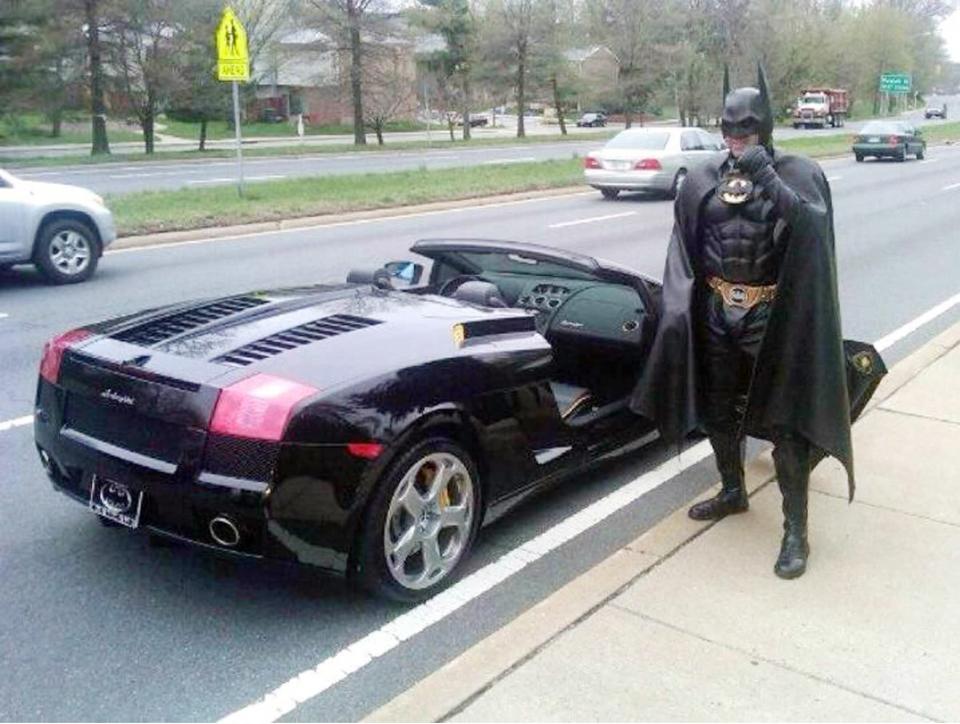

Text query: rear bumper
(34, 379), (374, 575)
(584, 168), (673, 191)
(852, 143), (906, 157)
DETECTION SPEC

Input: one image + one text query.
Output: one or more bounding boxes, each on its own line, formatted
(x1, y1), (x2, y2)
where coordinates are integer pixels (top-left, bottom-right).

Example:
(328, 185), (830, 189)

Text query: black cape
(630, 150), (857, 498)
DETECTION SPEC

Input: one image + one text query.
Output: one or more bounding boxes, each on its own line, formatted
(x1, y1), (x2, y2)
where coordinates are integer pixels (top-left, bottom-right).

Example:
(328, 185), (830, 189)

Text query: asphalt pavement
(0, 145), (959, 720)
(5, 95), (958, 196)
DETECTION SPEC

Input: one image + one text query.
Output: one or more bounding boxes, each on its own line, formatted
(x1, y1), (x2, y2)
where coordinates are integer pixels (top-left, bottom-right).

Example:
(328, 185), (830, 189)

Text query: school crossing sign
(216, 7), (249, 82)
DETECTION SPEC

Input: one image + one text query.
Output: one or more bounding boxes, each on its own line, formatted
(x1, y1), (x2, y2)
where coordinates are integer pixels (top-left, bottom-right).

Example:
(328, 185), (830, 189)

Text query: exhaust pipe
(209, 516), (241, 548)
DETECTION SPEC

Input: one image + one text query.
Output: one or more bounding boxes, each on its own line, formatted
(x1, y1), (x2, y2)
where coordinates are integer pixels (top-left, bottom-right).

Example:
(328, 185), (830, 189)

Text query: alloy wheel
(383, 452), (475, 591)
(48, 230), (91, 276)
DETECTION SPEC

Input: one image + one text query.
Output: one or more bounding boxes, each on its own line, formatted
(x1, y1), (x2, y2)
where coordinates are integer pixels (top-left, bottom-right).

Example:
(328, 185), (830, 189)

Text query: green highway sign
(879, 73), (911, 93)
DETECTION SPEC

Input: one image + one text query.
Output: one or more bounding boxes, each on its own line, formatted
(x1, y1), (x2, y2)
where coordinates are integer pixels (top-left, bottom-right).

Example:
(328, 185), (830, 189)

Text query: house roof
(564, 46), (618, 64)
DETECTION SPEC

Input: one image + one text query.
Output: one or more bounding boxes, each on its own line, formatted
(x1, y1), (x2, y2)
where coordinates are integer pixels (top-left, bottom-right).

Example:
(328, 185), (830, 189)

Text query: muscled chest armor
(701, 187), (783, 284)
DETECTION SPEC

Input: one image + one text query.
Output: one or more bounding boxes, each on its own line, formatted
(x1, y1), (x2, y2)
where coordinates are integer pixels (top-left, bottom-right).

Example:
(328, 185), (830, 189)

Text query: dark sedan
(34, 240), (662, 601)
(852, 120), (926, 162)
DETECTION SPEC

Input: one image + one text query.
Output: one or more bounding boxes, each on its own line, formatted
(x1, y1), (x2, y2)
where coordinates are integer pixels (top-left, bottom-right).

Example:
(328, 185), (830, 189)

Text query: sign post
(216, 7), (250, 197)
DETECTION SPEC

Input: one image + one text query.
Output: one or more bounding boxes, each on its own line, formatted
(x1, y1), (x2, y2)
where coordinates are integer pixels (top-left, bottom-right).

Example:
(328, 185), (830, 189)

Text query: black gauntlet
(737, 146), (801, 221)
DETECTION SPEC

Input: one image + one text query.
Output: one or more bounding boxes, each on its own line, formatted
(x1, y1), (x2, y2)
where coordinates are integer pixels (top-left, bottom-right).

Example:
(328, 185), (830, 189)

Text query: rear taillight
(888, 135), (901, 146)
(347, 442), (384, 459)
(634, 158), (662, 170)
(210, 373), (318, 441)
(39, 329), (92, 384)
(584, 156), (601, 169)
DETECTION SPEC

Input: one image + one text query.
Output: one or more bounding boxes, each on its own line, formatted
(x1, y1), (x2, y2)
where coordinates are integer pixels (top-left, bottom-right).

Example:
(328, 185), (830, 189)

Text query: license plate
(867, 137), (880, 143)
(605, 160), (631, 171)
(89, 476), (143, 528)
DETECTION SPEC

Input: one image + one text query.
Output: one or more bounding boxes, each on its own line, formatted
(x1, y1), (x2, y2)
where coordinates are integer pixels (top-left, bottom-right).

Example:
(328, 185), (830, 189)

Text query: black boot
(773, 436), (811, 579)
(689, 435), (749, 521)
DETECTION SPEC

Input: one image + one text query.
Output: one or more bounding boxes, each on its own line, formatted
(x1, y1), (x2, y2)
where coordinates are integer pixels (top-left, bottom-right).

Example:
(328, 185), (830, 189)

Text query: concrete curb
(363, 319), (960, 723)
(109, 187), (591, 251)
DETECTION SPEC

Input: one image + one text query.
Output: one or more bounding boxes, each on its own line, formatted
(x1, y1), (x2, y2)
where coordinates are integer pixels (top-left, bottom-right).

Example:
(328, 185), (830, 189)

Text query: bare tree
(306, 0), (388, 145)
(363, 44), (418, 144)
(85, 0), (111, 153)
(109, 0), (188, 154)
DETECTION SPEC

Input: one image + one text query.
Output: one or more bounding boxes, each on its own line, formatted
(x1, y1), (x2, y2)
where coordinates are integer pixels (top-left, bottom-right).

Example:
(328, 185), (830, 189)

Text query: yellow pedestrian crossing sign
(216, 7), (249, 82)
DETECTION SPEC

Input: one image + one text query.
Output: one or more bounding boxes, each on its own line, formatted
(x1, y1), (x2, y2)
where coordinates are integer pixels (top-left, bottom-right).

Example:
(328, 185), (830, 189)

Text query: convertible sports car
(34, 239), (663, 601)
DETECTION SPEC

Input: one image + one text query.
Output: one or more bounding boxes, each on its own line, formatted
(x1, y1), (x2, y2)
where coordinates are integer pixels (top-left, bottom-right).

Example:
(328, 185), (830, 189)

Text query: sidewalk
(368, 321), (960, 722)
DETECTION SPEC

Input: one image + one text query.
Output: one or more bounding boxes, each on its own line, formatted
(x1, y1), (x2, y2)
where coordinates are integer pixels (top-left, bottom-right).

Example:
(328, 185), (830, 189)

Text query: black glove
(739, 146), (801, 221)
(736, 145), (773, 178)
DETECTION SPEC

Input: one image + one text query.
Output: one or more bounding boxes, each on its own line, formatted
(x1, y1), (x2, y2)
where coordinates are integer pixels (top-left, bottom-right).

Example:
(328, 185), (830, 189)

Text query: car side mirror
(383, 261), (424, 287)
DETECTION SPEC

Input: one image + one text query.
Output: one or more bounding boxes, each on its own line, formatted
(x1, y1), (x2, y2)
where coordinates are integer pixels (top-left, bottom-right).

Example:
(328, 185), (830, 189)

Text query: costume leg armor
(689, 434), (749, 520)
(773, 434), (811, 579)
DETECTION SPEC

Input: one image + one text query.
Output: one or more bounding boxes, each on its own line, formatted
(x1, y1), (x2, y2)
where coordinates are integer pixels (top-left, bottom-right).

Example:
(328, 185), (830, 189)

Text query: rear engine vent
(114, 296), (270, 346)
(214, 314), (382, 367)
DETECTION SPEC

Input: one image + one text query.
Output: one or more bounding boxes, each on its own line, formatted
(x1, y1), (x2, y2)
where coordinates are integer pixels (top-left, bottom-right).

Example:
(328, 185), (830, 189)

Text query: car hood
(79, 284), (538, 392)
(18, 178), (102, 204)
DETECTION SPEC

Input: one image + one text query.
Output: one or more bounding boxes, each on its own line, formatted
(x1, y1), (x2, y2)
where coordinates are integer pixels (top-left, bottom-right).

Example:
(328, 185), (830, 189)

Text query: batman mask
(720, 63), (774, 149)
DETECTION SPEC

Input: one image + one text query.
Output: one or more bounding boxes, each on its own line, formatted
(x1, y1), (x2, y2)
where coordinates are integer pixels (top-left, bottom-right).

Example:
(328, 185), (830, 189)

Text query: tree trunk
(348, 2), (366, 146)
(143, 112), (155, 154)
(85, 0), (110, 155)
(376, 121), (384, 145)
(551, 75), (566, 136)
(51, 110), (62, 138)
(461, 74), (471, 141)
(516, 45), (526, 138)
(199, 118), (207, 151)
(447, 119), (455, 141)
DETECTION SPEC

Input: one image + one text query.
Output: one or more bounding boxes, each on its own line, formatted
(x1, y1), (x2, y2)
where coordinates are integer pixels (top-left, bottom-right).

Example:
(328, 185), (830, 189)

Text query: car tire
(33, 218), (100, 285)
(896, 146), (907, 162)
(354, 437), (482, 603)
(668, 169), (687, 200)
(600, 188), (620, 200)
(916, 146), (925, 160)
(855, 153), (864, 163)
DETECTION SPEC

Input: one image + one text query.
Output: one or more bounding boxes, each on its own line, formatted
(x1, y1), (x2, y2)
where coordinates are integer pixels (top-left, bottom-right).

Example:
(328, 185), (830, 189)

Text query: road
(1, 148), (959, 720)
(7, 95), (959, 196)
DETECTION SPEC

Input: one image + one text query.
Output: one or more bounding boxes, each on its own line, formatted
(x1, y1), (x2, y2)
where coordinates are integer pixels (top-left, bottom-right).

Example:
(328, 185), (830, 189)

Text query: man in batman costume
(631, 65), (883, 579)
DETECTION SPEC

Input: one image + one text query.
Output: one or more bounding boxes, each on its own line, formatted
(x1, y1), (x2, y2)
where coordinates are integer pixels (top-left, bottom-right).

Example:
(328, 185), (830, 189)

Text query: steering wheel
(438, 274), (482, 297)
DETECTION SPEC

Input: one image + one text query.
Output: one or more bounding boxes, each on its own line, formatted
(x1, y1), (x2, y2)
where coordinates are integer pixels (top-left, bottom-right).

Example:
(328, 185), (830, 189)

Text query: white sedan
(583, 127), (725, 200)
(0, 168), (116, 284)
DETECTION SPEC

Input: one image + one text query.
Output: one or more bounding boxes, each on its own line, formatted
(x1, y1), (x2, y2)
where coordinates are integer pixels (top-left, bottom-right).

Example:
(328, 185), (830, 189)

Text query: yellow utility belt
(706, 276), (777, 309)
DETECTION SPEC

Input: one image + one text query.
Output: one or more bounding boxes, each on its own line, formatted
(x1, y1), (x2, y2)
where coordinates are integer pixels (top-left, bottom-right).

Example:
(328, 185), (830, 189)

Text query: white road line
(0, 415), (33, 433)
(942, 182), (960, 191)
(108, 172), (171, 179)
(0, 312), (8, 319)
(548, 211), (637, 228)
(827, 175), (842, 182)
(874, 291), (960, 352)
(481, 157), (537, 165)
(187, 175), (286, 185)
(105, 191), (596, 256)
(216, 291), (960, 723)
(217, 438), (713, 724)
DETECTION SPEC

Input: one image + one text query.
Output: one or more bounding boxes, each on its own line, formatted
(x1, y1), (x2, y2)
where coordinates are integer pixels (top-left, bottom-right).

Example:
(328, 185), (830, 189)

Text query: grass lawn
(110, 159), (584, 236)
(0, 114), (142, 146)
(159, 117), (431, 140)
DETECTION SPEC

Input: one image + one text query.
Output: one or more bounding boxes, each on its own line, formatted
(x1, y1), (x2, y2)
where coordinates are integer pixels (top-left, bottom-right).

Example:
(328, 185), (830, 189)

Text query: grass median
(110, 158), (585, 236)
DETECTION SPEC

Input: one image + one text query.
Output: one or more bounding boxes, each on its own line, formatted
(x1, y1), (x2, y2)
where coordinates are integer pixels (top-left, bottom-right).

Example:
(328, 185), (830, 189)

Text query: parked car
(34, 239), (663, 601)
(852, 121), (926, 162)
(576, 112), (607, 127)
(453, 113), (490, 127)
(583, 127), (725, 199)
(924, 106), (946, 119)
(0, 169), (115, 283)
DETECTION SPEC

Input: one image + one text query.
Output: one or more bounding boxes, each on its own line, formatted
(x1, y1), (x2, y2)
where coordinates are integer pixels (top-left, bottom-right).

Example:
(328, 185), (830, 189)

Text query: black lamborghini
(34, 239), (663, 601)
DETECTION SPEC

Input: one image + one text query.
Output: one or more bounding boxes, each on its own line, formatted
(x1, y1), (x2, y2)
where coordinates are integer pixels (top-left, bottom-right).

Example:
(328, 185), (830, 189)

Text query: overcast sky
(941, 10), (960, 61)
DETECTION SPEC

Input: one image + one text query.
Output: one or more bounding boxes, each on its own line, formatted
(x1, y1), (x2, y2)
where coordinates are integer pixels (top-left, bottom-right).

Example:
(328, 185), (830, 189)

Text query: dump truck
(792, 88), (849, 128)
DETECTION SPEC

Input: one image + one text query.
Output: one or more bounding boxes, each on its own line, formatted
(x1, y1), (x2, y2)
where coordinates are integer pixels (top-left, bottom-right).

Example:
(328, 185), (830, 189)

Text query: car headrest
(452, 281), (507, 308)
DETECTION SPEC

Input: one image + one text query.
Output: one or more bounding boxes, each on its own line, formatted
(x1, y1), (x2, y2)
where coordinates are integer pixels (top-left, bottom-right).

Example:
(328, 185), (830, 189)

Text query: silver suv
(0, 168), (116, 284)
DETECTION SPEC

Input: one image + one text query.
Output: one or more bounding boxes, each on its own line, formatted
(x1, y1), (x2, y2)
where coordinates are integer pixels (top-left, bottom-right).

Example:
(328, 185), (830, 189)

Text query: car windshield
(448, 250), (599, 280)
(802, 95), (826, 103)
(861, 121), (907, 134)
(605, 130), (670, 150)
